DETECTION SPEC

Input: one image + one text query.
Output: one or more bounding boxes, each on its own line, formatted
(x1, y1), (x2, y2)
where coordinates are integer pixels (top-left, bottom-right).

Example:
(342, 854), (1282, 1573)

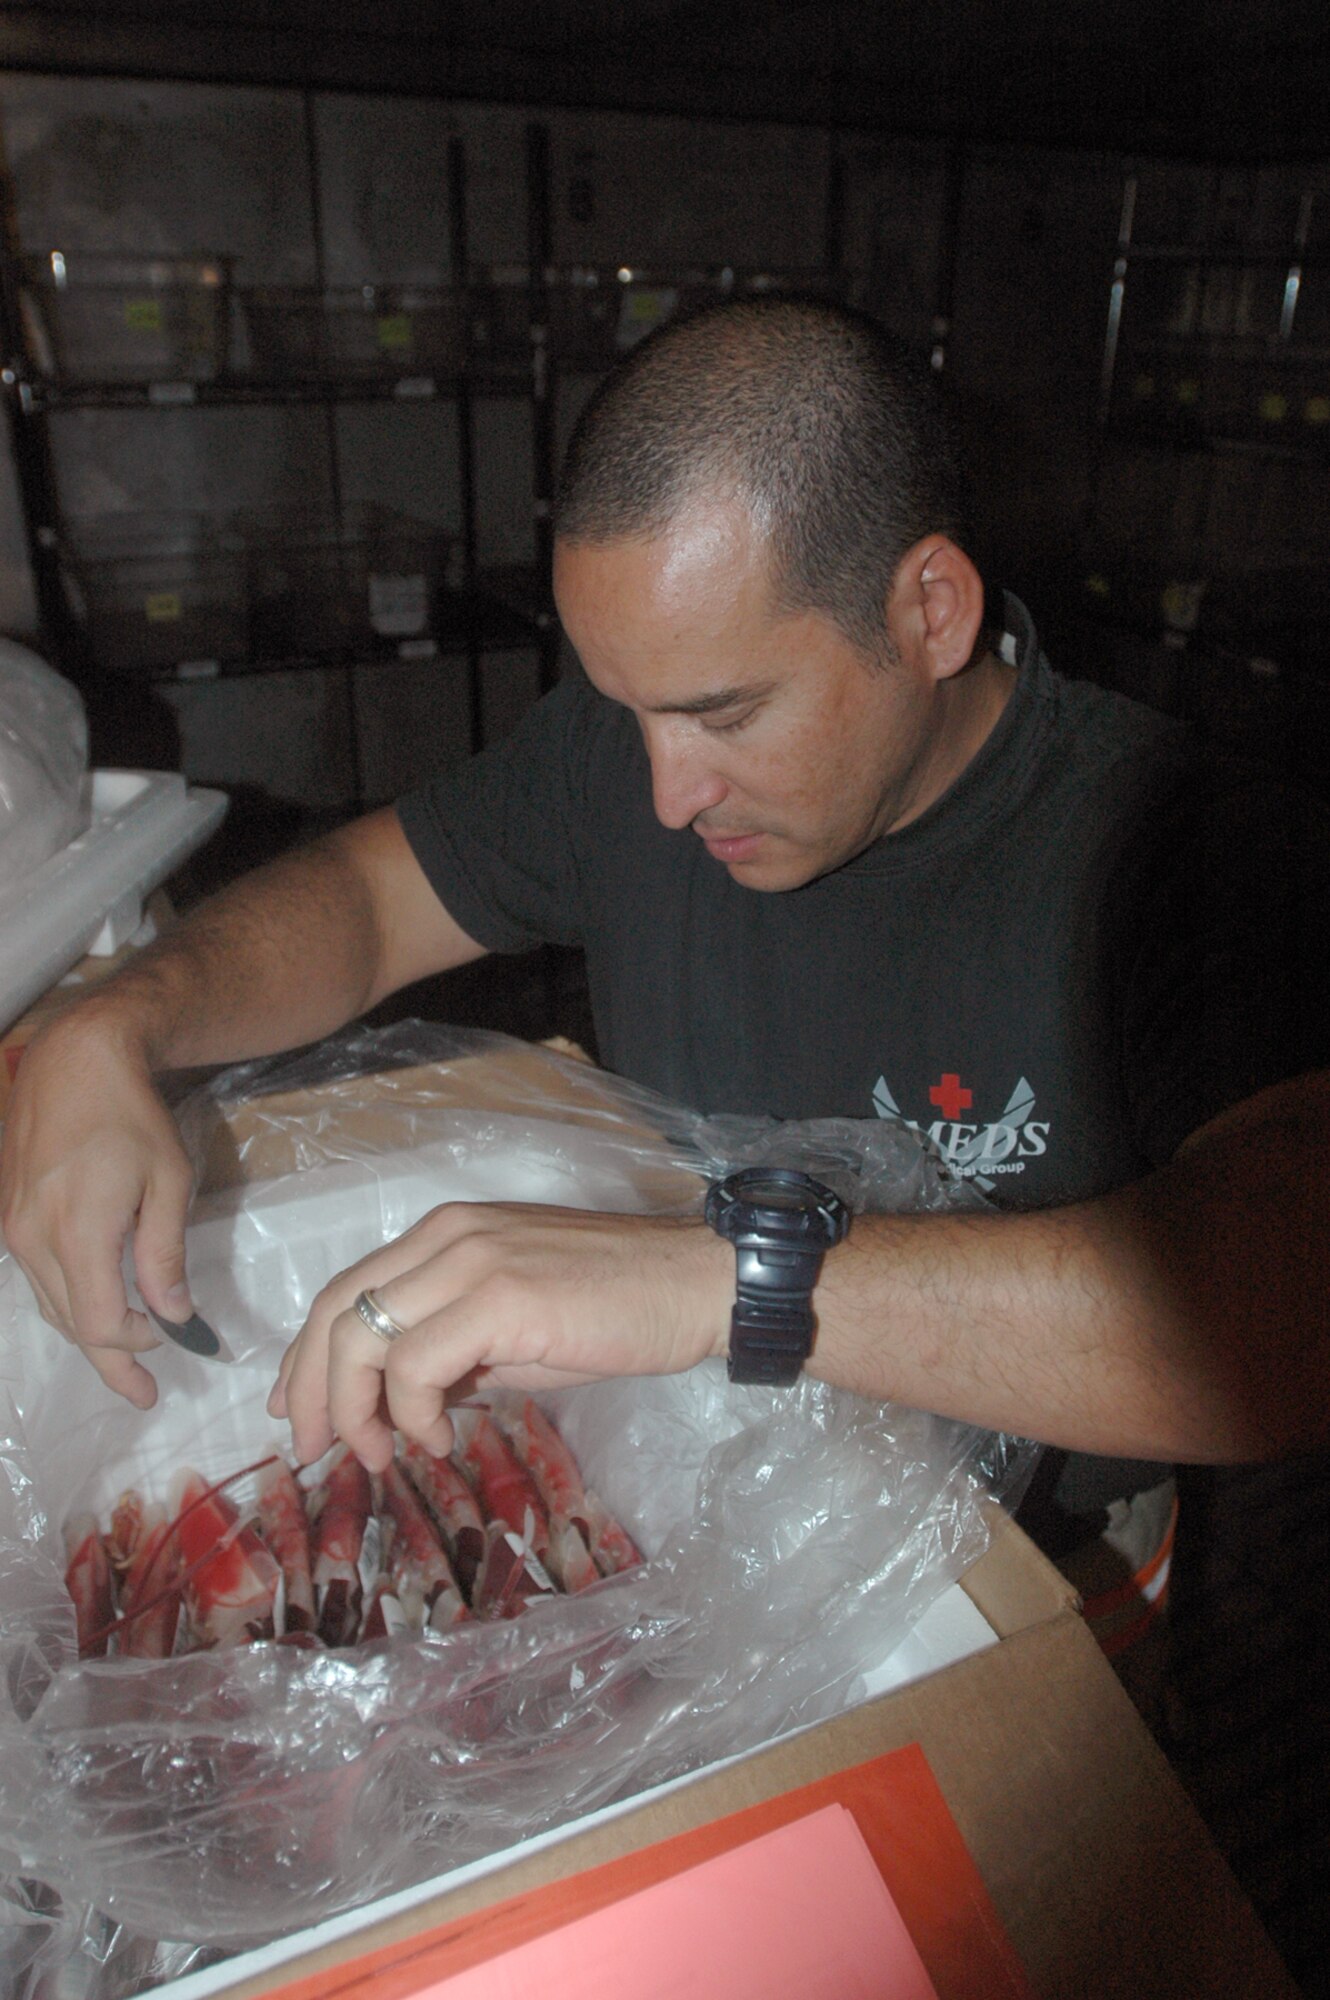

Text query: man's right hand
(0, 1007), (195, 1409)
(0, 811), (492, 1411)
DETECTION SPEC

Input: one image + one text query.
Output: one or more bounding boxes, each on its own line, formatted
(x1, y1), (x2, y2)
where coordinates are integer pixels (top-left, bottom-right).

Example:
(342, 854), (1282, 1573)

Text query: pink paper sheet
(419, 1802), (940, 2000)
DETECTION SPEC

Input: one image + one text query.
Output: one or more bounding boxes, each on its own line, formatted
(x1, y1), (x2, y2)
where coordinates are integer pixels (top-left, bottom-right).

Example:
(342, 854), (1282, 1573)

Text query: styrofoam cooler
(0, 768), (228, 1035)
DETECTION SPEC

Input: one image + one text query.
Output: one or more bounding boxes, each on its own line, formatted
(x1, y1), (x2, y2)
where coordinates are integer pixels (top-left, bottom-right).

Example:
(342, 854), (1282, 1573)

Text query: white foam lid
(0, 768), (227, 1035)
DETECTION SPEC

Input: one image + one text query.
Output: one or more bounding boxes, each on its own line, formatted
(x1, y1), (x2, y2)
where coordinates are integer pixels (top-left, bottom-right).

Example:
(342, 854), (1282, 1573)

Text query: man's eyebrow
(643, 681), (777, 717)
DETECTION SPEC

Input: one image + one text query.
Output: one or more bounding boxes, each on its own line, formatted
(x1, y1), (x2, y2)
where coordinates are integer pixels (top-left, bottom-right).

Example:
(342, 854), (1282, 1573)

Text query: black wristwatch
(704, 1167), (851, 1386)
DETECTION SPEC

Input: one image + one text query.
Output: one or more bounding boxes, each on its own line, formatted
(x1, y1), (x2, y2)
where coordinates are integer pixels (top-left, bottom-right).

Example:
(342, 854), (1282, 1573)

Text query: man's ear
(887, 537), (986, 683)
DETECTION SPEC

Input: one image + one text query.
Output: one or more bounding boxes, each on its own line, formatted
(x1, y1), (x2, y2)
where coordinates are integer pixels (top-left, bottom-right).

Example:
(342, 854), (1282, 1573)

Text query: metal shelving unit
(0, 106), (565, 808)
(1096, 175), (1330, 461)
(0, 96), (856, 808)
(1068, 172), (1330, 789)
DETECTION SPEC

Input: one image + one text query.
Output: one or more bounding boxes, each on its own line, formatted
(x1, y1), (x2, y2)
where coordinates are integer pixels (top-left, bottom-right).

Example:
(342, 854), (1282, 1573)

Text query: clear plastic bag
(0, 640), (89, 909)
(0, 1023), (1037, 1990)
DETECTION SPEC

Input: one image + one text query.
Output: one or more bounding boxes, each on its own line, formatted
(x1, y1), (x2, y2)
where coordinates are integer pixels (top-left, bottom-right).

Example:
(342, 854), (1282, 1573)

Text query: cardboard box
(169, 1514), (1294, 2000)
(8, 1047), (1296, 1997)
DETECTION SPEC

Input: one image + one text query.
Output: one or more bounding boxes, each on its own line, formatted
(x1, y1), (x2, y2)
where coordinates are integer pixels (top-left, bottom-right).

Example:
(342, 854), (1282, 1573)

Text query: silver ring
(353, 1288), (408, 1345)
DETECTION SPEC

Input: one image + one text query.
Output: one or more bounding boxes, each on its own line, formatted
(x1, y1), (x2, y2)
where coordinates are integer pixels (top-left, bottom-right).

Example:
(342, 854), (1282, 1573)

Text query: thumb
(133, 1161), (196, 1323)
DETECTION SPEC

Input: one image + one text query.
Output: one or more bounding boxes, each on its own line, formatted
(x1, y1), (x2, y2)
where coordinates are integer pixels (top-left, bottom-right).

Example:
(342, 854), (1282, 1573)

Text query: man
(2, 297), (1327, 1492)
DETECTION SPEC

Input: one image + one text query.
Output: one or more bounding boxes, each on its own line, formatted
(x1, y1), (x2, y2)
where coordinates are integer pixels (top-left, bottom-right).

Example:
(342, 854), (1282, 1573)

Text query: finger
(280, 1237), (450, 1452)
(282, 1322), (338, 1470)
(381, 1340), (456, 1460)
(62, 1210), (151, 1354)
(5, 1222), (79, 1339)
(282, 1264), (396, 1456)
(266, 1338), (297, 1418)
(347, 1265), (475, 1457)
(17, 1261), (75, 1342)
(55, 1209), (164, 1376)
(133, 1160), (197, 1323)
(326, 1309), (397, 1473)
(375, 1287), (505, 1453)
(84, 1341), (160, 1410)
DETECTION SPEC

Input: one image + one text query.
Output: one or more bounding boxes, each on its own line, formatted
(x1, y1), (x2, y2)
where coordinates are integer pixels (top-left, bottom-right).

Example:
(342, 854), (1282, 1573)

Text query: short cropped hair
(554, 296), (972, 658)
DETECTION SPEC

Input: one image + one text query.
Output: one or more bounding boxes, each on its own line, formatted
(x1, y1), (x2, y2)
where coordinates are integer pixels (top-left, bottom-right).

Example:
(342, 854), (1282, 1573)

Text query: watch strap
(727, 1238), (829, 1386)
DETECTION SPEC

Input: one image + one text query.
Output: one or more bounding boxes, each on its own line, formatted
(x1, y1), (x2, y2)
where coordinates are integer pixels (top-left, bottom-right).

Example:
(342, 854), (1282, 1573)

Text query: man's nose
(643, 721), (727, 831)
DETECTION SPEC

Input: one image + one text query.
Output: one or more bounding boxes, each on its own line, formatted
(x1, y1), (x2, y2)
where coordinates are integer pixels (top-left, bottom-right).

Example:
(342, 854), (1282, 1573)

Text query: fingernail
(163, 1284), (192, 1318)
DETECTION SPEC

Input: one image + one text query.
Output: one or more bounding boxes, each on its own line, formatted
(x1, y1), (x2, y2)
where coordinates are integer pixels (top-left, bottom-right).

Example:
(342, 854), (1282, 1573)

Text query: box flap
(958, 1506), (1080, 1636)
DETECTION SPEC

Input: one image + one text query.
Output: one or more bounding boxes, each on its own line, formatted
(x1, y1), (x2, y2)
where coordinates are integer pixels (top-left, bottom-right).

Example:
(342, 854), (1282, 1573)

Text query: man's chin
(720, 847), (820, 892)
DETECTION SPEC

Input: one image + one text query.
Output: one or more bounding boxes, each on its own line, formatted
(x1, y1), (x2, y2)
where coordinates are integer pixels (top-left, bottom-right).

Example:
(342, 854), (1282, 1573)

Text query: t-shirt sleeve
(1115, 762), (1330, 1164)
(394, 675), (600, 954)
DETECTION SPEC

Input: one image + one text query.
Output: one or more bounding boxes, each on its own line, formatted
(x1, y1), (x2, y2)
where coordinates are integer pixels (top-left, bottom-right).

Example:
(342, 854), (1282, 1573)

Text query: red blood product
(64, 1512), (114, 1658)
(308, 1444), (372, 1646)
(170, 1470), (281, 1648)
(255, 1457), (316, 1634)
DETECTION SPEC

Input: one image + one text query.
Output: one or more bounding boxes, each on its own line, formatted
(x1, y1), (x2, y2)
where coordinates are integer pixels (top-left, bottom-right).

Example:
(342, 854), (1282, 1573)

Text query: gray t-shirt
(398, 596), (1330, 1215)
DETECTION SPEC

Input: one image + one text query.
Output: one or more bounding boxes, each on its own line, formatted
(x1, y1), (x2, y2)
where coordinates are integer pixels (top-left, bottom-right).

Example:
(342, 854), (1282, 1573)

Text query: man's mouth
(699, 829), (765, 864)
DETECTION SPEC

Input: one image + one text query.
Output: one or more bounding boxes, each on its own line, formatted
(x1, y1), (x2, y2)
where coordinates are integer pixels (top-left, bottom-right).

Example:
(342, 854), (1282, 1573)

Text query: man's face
(553, 497), (945, 892)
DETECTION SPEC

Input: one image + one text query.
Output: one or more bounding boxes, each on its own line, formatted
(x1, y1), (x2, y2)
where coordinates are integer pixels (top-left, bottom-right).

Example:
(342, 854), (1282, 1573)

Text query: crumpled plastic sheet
(0, 1023), (1038, 1996)
(0, 639), (89, 909)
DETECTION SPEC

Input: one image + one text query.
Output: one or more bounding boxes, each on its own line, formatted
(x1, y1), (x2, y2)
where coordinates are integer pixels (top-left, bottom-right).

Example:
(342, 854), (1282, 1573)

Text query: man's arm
(809, 1070), (1330, 1461)
(274, 1069), (1330, 1472)
(0, 808), (486, 1405)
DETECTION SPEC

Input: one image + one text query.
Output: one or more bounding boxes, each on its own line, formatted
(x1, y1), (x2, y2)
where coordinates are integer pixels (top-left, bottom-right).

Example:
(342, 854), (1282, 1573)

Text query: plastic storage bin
(20, 253), (230, 384)
(62, 513), (249, 675)
(242, 511), (355, 660)
(239, 286), (467, 379)
(349, 506), (454, 642)
(470, 272), (679, 373)
(240, 506), (454, 656)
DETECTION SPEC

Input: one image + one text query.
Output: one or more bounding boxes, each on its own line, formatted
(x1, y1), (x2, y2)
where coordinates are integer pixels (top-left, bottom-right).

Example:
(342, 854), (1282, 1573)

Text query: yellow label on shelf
(616, 287), (679, 352)
(125, 298), (164, 332)
(376, 314), (414, 351)
(1304, 395), (1330, 425)
(144, 592), (182, 624)
(1259, 392), (1288, 423)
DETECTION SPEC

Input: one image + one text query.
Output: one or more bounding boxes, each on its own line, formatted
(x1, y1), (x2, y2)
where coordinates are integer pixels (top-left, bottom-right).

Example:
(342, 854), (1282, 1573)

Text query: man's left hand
(268, 1203), (731, 1471)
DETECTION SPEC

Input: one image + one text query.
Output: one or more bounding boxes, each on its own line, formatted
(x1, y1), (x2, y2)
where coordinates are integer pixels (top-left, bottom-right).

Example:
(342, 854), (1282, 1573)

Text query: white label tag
(503, 1527), (555, 1596)
(357, 1514), (383, 1596)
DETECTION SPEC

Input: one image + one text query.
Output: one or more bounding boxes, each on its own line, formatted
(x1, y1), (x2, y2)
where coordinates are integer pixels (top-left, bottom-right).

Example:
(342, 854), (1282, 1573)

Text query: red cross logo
(929, 1073), (973, 1121)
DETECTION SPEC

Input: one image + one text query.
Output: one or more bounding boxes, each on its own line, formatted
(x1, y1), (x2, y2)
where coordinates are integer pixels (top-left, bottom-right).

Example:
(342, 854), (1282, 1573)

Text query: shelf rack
(0, 106), (568, 810)
(1, 96), (856, 812)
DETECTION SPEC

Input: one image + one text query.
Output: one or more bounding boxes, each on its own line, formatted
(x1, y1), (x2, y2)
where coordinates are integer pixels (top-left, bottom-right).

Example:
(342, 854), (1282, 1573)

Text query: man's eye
(703, 708), (756, 735)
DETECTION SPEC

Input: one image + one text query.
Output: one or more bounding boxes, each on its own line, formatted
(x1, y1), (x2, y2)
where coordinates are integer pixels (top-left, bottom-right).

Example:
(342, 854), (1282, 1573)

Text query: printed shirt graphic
(873, 1072), (1047, 1196)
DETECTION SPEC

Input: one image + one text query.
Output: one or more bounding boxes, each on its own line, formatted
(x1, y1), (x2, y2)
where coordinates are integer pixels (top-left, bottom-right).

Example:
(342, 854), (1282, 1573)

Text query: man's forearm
(41, 806), (480, 1076)
(55, 827), (389, 1074)
(806, 1072), (1330, 1462)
